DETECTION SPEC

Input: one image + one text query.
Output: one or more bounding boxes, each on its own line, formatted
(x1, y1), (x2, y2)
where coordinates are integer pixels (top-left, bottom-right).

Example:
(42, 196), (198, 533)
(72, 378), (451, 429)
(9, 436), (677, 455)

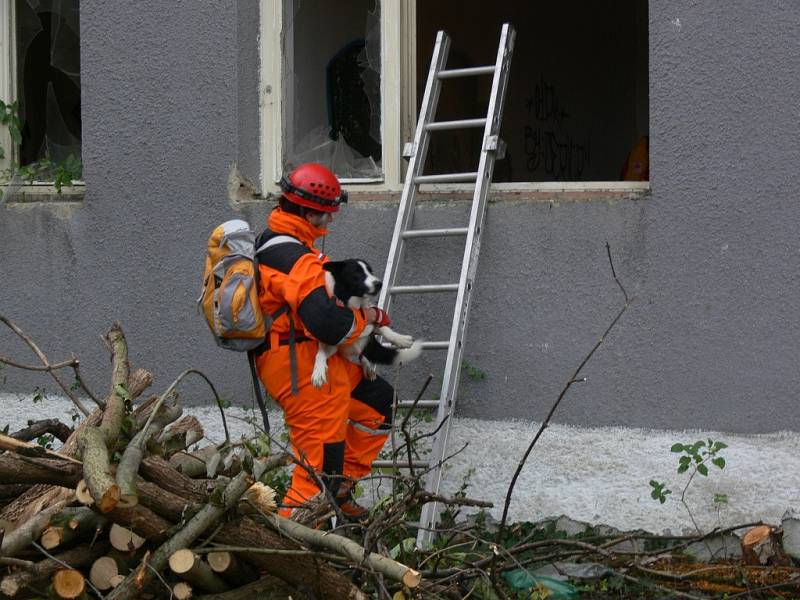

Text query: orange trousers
(256, 339), (393, 513)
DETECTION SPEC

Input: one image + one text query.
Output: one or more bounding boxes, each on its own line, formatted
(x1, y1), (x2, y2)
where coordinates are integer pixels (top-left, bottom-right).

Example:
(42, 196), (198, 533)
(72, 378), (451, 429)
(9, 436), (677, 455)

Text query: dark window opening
(283, 0), (382, 180)
(15, 0), (82, 179)
(417, 0), (649, 183)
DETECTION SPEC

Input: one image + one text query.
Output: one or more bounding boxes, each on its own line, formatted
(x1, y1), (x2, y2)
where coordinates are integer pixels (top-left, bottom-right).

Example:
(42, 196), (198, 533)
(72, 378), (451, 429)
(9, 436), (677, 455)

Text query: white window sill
(314, 181), (650, 204)
(0, 181), (85, 203)
(256, 180), (649, 199)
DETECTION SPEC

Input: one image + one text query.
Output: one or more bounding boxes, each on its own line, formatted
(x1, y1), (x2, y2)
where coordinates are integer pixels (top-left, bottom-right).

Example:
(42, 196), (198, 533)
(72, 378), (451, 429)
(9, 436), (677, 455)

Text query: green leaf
(670, 443), (684, 453)
(697, 463), (709, 476)
(679, 456), (691, 465)
(712, 457), (726, 469)
(388, 537), (416, 559)
(714, 441), (728, 450)
(677, 463), (689, 474)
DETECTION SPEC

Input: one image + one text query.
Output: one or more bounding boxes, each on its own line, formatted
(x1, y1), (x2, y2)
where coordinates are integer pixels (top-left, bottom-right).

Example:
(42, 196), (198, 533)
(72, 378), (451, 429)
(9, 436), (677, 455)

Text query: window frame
(0, 0), (16, 173)
(0, 0), (84, 191)
(259, 0), (650, 197)
(259, 0), (403, 193)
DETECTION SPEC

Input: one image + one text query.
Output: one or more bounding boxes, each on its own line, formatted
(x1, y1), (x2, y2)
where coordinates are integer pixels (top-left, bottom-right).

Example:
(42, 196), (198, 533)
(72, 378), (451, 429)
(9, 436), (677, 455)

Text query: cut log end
(169, 548), (197, 575)
(0, 579), (20, 597)
(98, 484), (122, 513)
(117, 494), (139, 509)
(89, 556), (119, 591)
(40, 526), (65, 550)
(109, 574), (126, 588)
(207, 551), (232, 573)
(173, 581), (193, 599)
(52, 568), (86, 599)
(402, 568), (422, 589)
(75, 480), (94, 506)
(109, 523), (146, 551)
(741, 524), (791, 566)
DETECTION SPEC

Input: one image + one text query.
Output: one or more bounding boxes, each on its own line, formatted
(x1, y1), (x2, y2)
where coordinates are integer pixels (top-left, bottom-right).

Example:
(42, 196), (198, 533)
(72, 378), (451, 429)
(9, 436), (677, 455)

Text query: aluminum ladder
(373, 23), (515, 547)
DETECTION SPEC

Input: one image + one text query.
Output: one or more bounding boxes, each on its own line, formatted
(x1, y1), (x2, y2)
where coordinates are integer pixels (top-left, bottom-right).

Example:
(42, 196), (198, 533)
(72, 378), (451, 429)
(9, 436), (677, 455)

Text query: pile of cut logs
(0, 324), (420, 599)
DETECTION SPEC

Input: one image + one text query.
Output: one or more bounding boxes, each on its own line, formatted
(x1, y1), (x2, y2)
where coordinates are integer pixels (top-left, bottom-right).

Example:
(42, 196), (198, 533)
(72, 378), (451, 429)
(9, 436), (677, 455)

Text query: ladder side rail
(378, 31), (451, 314)
(417, 23), (516, 548)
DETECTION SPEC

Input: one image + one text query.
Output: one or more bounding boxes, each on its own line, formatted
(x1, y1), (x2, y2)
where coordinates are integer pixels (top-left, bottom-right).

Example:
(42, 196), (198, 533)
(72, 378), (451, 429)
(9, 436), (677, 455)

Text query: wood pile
(5, 316), (799, 599)
(0, 324), (420, 599)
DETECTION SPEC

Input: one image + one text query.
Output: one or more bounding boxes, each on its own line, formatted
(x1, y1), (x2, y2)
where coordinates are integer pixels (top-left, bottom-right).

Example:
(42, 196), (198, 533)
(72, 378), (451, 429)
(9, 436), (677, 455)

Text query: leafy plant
(461, 359), (487, 380)
(649, 438), (729, 533)
(0, 99), (22, 159)
(648, 479), (671, 504)
(36, 433), (55, 450)
(0, 98), (82, 192)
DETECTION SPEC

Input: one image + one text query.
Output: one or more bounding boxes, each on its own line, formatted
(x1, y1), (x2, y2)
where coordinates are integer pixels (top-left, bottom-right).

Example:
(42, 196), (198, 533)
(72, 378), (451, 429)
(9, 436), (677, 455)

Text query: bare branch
(492, 244), (635, 594)
(0, 314), (95, 415)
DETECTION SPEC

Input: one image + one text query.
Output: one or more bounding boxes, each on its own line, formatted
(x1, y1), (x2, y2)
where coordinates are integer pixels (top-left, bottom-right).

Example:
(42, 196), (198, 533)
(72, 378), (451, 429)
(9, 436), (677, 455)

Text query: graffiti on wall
(523, 75), (590, 180)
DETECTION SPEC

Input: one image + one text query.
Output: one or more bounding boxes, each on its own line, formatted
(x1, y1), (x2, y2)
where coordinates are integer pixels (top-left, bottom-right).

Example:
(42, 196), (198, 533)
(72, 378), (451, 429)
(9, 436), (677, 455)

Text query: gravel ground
(2, 392), (798, 534)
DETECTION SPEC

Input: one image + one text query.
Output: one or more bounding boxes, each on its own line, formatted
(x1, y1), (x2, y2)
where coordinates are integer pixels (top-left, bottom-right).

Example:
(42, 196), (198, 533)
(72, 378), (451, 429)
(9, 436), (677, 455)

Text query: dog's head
(323, 259), (382, 308)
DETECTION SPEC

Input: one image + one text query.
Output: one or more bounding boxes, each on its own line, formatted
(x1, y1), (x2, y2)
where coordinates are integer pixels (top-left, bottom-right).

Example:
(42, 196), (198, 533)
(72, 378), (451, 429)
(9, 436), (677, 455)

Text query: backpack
(199, 219), (273, 351)
(198, 219), (297, 432)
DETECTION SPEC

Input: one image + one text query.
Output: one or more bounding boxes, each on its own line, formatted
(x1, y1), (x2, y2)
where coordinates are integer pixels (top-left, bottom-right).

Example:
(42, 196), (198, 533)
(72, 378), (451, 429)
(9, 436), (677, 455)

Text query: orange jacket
(256, 208), (368, 347)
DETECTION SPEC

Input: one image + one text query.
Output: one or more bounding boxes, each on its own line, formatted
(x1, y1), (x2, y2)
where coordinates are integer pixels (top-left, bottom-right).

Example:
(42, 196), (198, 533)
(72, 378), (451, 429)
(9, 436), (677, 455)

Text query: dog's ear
(323, 261), (343, 274)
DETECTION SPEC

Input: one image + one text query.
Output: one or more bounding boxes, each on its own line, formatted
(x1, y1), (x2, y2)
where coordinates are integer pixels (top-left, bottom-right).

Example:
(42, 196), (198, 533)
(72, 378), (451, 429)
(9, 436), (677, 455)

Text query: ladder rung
(415, 172), (478, 184)
(438, 65), (496, 79)
(425, 118), (486, 131)
(390, 284), (458, 294)
(402, 228), (469, 239)
(421, 341), (450, 350)
(374, 460), (429, 469)
(398, 400), (440, 409)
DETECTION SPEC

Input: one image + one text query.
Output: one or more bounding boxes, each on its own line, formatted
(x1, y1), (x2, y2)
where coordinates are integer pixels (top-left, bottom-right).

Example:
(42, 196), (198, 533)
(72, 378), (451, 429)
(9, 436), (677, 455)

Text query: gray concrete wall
(1, 1), (799, 433)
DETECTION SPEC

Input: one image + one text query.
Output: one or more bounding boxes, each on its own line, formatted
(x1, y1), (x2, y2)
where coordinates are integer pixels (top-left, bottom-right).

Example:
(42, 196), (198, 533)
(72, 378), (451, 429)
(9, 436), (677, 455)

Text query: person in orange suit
(254, 162), (393, 522)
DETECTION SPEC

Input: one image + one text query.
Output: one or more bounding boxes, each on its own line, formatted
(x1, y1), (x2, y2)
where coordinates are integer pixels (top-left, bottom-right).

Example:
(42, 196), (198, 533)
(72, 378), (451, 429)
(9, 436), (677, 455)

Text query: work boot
(336, 480), (369, 523)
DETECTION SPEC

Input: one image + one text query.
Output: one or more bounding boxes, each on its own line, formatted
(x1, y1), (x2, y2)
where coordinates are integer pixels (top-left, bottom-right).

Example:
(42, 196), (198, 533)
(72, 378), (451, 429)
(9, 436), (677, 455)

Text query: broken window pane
(15, 0), (81, 172)
(283, 0), (382, 179)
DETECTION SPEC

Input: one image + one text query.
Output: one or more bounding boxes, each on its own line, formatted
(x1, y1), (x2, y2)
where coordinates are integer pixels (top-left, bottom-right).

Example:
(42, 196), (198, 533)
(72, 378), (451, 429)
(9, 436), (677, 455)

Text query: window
(260, 0), (401, 189)
(261, 0), (648, 194)
(0, 0), (82, 191)
(417, 0), (649, 185)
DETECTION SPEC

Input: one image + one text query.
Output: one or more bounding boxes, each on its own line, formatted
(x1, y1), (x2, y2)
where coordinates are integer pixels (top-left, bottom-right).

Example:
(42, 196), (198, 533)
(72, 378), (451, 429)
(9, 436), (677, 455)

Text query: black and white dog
(311, 259), (423, 388)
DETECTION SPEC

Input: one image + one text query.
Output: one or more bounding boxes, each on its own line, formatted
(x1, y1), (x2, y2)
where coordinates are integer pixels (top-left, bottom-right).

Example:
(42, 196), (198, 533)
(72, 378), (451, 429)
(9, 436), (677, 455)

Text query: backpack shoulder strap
(255, 230), (308, 274)
(256, 234), (303, 253)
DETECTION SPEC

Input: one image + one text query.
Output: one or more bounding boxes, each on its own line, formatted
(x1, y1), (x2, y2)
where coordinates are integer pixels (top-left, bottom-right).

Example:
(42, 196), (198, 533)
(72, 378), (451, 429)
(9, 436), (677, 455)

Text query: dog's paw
(385, 331), (414, 348)
(311, 364), (328, 388)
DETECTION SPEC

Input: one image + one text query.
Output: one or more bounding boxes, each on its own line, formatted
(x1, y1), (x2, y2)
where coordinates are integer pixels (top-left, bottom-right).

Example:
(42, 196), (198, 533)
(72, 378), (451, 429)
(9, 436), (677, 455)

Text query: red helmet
(279, 163), (348, 213)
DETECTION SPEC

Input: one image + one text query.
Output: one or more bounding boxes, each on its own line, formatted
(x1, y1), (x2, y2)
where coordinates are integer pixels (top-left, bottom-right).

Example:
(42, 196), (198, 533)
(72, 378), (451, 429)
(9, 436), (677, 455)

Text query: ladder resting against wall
(374, 23), (515, 548)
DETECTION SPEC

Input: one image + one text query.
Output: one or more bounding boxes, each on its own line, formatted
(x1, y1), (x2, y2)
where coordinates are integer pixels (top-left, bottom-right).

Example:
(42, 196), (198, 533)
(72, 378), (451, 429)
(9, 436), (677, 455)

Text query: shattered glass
(15, 0), (81, 167)
(283, 0), (382, 179)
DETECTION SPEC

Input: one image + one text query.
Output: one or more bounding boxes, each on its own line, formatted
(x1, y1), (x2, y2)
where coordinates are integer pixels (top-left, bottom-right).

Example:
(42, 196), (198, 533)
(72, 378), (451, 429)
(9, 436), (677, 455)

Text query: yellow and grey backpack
(198, 219), (294, 432)
(199, 219), (273, 350)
